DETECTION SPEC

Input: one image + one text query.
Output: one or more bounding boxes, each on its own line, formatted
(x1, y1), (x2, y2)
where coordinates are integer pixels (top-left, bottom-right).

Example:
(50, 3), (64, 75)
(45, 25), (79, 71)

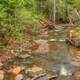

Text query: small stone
(49, 39), (57, 42)
(25, 65), (43, 74)
(15, 74), (23, 80)
(59, 39), (65, 42)
(47, 73), (57, 79)
(19, 54), (31, 59)
(0, 70), (4, 80)
(12, 66), (22, 76)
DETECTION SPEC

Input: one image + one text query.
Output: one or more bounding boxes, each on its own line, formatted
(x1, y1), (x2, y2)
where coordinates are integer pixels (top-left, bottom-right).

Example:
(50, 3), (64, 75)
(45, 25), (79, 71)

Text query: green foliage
(0, 0), (37, 41)
(0, 0), (80, 45)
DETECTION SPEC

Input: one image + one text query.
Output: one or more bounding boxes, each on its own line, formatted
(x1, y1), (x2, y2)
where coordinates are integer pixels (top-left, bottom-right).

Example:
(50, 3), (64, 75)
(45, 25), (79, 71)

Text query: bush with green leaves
(0, 0), (41, 43)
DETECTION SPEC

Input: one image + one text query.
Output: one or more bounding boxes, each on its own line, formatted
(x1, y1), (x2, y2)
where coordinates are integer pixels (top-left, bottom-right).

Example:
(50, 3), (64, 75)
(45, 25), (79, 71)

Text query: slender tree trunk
(48, 0), (56, 25)
(65, 0), (68, 19)
(53, 0), (56, 25)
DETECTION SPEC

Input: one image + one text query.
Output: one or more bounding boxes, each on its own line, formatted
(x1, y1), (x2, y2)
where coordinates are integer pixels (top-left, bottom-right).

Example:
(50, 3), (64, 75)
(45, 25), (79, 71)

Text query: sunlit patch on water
(59, 65), (72, 76)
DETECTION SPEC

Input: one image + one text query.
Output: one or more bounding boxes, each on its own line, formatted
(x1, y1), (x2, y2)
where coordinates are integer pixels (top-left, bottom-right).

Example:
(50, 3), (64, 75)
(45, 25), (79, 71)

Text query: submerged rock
(49, 39), (57, 42)
(19, 53), (31, 59)
(14, 74), (24, 80)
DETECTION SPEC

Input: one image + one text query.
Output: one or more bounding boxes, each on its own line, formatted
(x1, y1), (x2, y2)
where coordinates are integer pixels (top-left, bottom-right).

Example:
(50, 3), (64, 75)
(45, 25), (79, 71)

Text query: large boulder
(67, 27), (80, 47)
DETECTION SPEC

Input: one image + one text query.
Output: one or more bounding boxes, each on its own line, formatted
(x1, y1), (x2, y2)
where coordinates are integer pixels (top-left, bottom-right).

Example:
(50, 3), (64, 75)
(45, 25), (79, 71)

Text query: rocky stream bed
(0, 26), (80, 80)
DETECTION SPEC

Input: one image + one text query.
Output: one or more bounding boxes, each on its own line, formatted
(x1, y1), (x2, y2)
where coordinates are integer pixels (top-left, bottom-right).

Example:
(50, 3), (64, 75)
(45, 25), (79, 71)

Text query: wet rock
(69, 47), (80, 66)
(32, 73), (48, 80)
(47, 73), (57, 80)
(34, 39), (49, 54)
(49, 39), (57, 42)
(0, 63), (3, 68)
(12, 66), (22, 76)
(0, 70), (4, 80)
(25, 65), (43, 74)
(48, 76), (57, 80)
(14, 74), (24, 80)
(59, 39), (66, 42)
(67, 27), (80, 47)
(19, 53), (31, 59)
(74, 72), (80, 80)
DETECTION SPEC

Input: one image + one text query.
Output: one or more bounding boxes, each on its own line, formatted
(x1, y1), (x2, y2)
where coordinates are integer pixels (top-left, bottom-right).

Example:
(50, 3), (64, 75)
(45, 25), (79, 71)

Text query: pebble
(12, 66), (22, 76)
(59, 39), (65, 42)
(19, 54), (31, 59)
(49, 39), (57, 42)
(15, 74), (23, 80)
(25, 65), (43, 74)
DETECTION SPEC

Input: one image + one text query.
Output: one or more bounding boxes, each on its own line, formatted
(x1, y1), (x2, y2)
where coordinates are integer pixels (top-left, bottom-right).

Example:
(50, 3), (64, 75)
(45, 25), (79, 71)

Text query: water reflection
(31, 29), (80, 80)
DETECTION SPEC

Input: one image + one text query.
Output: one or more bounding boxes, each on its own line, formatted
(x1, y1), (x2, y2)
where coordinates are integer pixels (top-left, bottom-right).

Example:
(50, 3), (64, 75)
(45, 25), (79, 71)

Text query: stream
(3, 27), (80, 80)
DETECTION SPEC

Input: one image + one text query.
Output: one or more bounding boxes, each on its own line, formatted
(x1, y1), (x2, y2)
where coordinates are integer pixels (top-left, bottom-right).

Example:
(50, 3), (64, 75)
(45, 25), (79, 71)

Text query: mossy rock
(67, 27), (80, 47)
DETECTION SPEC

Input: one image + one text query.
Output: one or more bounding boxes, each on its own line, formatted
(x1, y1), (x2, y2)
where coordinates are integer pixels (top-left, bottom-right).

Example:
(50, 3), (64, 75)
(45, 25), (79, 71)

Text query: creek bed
(2, 28), (80, 80)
